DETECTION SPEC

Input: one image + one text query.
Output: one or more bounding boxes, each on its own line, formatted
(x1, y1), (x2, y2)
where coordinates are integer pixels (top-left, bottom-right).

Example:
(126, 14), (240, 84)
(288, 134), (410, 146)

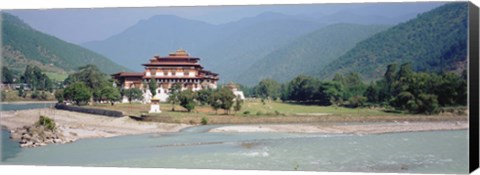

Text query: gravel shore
(1, 108), (192, 141)
(208, 121), (468, 135)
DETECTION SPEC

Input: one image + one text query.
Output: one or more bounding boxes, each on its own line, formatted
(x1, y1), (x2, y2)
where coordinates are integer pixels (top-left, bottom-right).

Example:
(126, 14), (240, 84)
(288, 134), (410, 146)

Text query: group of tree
(20, 65), (54, 91)
(242, 62), (467, 115)
(167, 84), (240, 114)
(246, 73), (364, 107)
(364, 63), (466, 114)
(4, 65), (54, 100)
(2, 66), (17, 84)
(58, 65), (121, 105)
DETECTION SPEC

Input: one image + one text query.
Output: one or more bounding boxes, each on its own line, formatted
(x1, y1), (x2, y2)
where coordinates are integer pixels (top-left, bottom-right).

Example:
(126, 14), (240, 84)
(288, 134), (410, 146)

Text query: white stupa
(149, 95), (162, 113)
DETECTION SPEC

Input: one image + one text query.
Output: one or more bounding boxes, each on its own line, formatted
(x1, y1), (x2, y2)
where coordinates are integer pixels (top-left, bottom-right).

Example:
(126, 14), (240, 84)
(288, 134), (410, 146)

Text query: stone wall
(55, 104), (123, 117)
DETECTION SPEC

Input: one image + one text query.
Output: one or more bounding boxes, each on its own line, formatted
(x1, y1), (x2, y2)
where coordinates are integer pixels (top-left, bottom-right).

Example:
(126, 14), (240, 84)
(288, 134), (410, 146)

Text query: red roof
(154, 56), (200, 60)
(143, 76), (216, 79)
(142, 62), (202, 67)
(111, 72), (144, 77)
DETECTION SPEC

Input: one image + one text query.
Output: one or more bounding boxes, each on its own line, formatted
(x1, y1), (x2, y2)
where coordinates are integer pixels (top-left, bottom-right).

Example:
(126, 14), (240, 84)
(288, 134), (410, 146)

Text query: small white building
(227, 82), (245, 100)
(149, 96), (161, 113)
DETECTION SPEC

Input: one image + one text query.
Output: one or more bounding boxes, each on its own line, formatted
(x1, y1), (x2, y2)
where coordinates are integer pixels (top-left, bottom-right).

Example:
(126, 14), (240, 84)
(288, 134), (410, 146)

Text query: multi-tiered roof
(142, 49), (203, 68)
(112, 49), (218, 80)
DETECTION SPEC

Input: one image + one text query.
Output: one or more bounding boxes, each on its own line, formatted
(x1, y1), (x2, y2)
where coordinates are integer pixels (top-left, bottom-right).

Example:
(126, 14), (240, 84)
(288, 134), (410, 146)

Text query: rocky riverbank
(10, 124), (76, 148)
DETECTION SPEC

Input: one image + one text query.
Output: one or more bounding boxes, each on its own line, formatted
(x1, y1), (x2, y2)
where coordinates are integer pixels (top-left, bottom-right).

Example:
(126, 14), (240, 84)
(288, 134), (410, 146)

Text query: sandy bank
(209, 121), (468, 135)
(1, 108), (192, 141)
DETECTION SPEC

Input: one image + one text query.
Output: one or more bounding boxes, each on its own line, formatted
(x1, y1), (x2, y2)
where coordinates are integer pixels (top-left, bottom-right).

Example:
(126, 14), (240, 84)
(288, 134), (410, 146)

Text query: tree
(287, 75), (318, 102)
(54, 89), (64, 103)
(178, 89), (196, 112)
(349, 96), (367, 108)
(100, 86), (121, 105)
(122, 88), (143, 104)
(234, 96), (243, 113)
(332, 72), (366, 100)
(64, 64), (109, 90)
(63, 82), (92, 105)
(416, 93), (440, 114)
(196, 88), (213, 105)
(17, 85), (26, 98)
(208, 90), (222, 114)
(2, 66), (16, 83)
(364, 82), (379, 103)
(1, 91), (6, 101)
(168, 83), (182, 111)
(316, 81), (343, 106)
(217, 87), (236, 114)
(149, 78), (157, 97)
(31, 90), (40, 99)
(20, 65), (53, 91)
(254, 79), (281, 101)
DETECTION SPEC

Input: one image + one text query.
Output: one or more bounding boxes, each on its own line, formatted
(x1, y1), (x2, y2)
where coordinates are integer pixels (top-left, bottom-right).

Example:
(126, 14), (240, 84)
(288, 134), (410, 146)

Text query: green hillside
(1, 13), (128, 76)
(237, 23), (390, 85)
(319, 3), (468, 80)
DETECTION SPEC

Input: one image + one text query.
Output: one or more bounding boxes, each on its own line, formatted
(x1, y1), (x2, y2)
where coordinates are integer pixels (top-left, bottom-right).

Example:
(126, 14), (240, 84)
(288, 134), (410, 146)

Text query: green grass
(240, 100), (394, 116)
(45, 72), (69, 82)
(93, 100), (395, 117)
(91, 101), (466, 124)
(1, 90), (56, 102)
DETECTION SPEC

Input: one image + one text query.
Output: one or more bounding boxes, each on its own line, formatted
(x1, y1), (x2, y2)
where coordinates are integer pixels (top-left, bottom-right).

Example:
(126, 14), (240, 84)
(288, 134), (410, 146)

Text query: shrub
(31, 90), (40, 99)
(54, 89), (64, 102)
(35, 115), (56, 131)
(39, 91), (48, 100)
(201, 117), (208, 125)
(243, 111), (251, 115)
(256, 111), (263, 116)
(275, 110), (282, 116)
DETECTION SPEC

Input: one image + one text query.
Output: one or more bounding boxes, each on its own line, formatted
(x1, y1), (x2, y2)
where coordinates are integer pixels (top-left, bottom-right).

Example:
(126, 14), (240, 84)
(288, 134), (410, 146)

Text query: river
(0, 102), (56, 111)
(0, 104), (469, 174)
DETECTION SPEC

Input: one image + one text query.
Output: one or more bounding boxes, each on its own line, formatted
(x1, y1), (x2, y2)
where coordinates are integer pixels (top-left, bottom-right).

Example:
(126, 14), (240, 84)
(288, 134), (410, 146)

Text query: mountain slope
(1, 13), (127, 75)
(236, 23), (390, 85)
(83, 15), (221, 71)
(318, 3), (468, 80)
(199, 18), (324, 83)
(82, 13), (325, 80)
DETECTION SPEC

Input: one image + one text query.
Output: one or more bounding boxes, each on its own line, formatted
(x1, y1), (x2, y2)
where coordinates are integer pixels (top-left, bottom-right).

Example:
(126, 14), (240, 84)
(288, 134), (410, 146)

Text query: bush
(55, 89), (64, 102)
(243, 111), (251, 115)
(40, 91), (48, 100)
(256, 111), (263, 116)
(35, 115), (56, 131)
(201, 117), (208, 125)
(31, 90), (40, 99)
(274, 110), (281, 116)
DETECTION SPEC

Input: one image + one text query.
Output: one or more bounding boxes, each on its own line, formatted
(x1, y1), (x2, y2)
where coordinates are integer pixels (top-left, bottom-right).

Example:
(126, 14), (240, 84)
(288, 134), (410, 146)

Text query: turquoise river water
(0, 104), (469, 174)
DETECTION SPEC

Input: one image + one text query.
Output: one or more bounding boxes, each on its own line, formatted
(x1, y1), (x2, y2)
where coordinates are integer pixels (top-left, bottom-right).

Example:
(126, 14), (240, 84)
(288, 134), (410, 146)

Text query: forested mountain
(236, 23), (390, 85)
(1, 13), (127, 75)
(198, 18), (325, 83)
(318, 3), (468, 80)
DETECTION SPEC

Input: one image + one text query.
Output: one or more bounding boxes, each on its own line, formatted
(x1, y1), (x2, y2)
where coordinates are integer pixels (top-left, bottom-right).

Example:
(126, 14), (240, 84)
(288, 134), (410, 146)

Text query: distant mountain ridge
(82, 12), (326, 81)
(79, 3), (451, 85)
(1, 13), (128, 75)
(318, 3), (468, 80)
(236, 23), (390, 85)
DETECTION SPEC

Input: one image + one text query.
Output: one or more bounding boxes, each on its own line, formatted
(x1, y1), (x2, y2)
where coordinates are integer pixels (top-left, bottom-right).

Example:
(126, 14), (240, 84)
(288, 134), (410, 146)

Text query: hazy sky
(5, 2), (444, 44)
